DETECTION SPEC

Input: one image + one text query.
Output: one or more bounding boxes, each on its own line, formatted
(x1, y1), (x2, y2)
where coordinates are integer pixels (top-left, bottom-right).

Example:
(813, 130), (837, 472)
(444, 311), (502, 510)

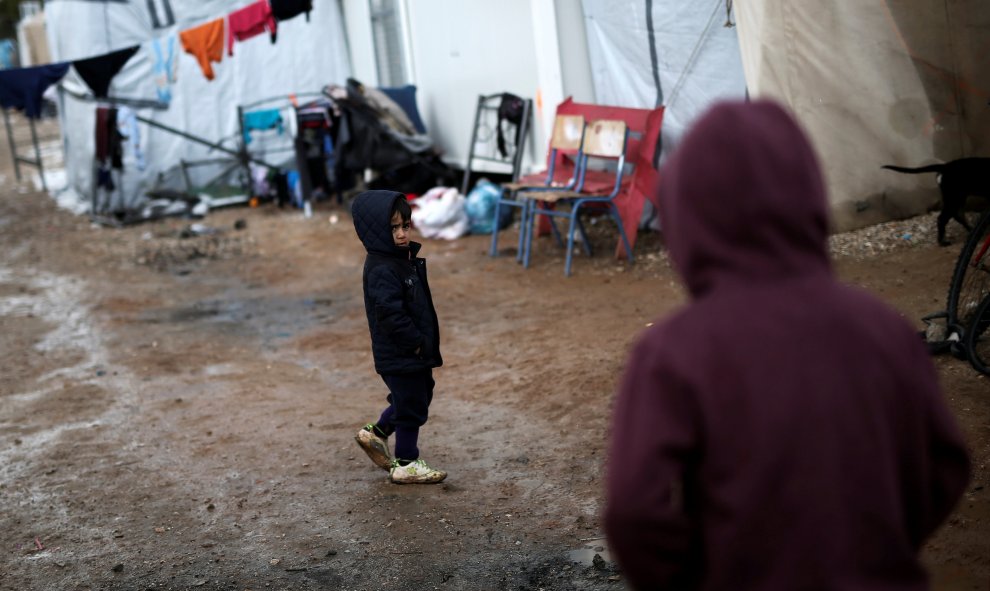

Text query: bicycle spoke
(948, 211), (990, 331)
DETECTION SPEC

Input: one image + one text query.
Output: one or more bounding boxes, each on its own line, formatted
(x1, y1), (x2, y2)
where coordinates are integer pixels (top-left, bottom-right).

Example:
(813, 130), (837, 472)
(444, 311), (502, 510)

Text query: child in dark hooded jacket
(351, 190), (446, 484)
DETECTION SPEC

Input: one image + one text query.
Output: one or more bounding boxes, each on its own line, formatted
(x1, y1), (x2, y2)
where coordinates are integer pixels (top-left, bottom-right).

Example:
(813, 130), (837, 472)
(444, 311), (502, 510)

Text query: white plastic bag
(411, 186), (470, 240)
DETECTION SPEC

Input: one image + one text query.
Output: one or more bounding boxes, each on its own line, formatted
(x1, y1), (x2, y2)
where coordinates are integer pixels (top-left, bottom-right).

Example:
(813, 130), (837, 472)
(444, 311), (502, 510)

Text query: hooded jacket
(351, 190), (442, 375)
(604, 100), (970, 591)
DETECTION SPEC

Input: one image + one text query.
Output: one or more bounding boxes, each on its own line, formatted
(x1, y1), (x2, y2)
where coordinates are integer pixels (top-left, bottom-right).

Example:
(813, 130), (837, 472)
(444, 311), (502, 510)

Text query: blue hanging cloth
(0, 63), (70, 118)
(243, 109), (284, 144)
(152, 35), (177, 105)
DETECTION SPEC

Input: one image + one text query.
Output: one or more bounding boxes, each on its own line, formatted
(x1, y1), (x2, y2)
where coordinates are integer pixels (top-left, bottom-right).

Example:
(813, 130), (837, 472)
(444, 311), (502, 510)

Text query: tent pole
(28, 116), (46, 192)
(134, 114), (279, 171)
(3, 109), (22, 182)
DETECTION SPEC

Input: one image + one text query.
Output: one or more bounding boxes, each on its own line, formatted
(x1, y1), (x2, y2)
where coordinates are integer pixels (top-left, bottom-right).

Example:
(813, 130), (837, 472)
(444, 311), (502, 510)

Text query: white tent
(735, 1), (990, 231)
(45, 0), (351, 213)
(581, 0), (746, 161)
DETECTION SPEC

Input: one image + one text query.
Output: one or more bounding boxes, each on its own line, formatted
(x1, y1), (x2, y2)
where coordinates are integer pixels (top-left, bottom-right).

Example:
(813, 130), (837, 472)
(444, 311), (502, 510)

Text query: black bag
(496, 93), (526, 159)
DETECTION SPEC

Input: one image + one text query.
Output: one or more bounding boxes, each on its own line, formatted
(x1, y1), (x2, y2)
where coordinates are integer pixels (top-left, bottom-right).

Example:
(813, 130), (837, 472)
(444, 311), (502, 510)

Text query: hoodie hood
(657, 100), (830, 299)
(351, 190), (419, 257)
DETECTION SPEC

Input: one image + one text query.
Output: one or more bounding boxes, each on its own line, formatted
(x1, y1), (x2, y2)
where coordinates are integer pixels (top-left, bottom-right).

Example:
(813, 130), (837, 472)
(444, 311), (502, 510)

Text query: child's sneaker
(355, 424), (391, 470)
(389, 459), (447, 484)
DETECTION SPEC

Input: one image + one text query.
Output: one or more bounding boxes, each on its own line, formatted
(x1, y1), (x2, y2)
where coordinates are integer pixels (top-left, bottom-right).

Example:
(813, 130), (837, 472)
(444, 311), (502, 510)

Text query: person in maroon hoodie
(604, 99), (970, 591)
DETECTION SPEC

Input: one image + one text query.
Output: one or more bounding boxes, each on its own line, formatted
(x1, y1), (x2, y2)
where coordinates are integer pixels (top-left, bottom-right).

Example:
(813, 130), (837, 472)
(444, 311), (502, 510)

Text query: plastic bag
(410, 186), (469, 240)
(464, 178), (512, 234)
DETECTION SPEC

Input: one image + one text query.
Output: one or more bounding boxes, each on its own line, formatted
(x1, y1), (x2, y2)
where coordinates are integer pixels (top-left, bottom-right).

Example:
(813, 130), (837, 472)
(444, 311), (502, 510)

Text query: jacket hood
(351, 190), (419, 257)
(657, 99), (831, 298)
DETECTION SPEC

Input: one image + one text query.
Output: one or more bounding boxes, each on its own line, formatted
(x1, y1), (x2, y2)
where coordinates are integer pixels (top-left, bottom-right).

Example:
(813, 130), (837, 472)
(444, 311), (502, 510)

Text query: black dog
(883, 157), (990, 246)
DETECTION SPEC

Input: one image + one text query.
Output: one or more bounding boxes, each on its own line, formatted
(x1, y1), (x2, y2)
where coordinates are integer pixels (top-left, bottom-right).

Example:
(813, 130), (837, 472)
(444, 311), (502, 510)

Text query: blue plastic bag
(465, 179), (512, 234)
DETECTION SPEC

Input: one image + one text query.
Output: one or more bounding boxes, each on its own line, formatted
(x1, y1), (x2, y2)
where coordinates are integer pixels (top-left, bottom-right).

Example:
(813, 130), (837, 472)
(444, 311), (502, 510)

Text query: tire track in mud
(0, 264), (170, 587)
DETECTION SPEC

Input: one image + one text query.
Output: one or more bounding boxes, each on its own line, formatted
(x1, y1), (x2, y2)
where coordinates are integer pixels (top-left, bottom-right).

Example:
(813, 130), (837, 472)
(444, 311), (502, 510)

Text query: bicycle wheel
(965, 293), (990, 376)
(946, 210), (990, 334)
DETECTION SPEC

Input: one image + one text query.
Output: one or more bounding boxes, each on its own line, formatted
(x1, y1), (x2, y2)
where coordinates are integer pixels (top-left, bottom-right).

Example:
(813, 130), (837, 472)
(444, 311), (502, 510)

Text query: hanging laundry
(151, 35), (178, 105)
(227, 0), (277, 56)
(72, 46), (140, 98)
(242, 108), (284, 144)
(293, 102), (334, 200)
(0, 63), (69, 118)
(0, 40), (16, 69)
(117, 107), (146, 171)
(95, 104), (123, 193)
(180, 18), (225, 81)
(270, 0), (312, 22)
(288, 101), (331, 138)
(95, 105), (124, 169)
(96, 166), (115, 192)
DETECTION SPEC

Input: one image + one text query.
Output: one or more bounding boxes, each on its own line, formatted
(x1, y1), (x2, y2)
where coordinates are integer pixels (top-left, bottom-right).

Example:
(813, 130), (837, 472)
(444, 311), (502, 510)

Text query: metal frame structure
(461, 93), (533, 197)
(3, 107), (49, 192)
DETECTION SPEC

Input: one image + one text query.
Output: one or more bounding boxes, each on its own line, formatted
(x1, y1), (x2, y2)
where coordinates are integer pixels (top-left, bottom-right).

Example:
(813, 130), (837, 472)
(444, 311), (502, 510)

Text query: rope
(667, 0), (722, 108)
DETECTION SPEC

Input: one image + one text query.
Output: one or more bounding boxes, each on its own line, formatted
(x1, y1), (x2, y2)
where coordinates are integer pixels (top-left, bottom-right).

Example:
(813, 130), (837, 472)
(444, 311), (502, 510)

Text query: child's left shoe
(389, 459), (447, 484)
(355, 424), (392, 470)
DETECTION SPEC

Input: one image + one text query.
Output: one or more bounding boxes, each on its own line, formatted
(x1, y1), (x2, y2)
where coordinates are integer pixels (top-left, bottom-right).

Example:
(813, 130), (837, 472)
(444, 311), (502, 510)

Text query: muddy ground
(0, 114), (987, 591)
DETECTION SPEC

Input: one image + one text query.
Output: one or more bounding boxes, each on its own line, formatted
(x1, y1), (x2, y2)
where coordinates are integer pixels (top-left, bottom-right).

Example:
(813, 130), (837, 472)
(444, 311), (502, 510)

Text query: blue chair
(490, 114), (586, 262)
(525, 119), (635, 276)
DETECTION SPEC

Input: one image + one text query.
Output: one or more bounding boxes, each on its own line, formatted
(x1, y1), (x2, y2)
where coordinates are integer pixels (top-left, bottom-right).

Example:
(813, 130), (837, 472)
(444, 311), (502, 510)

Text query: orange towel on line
(227, 0), (277, 56)
(180, 18), (225, 81)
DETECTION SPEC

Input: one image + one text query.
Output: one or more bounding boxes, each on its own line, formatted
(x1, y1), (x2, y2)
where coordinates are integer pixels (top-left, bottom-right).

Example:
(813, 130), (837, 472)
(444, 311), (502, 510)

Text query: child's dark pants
(375, 369), (434, 462)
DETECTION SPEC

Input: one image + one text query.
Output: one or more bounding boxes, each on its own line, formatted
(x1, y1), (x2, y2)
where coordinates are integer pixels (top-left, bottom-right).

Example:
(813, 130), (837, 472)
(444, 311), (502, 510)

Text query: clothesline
(0, 0), (313, 118)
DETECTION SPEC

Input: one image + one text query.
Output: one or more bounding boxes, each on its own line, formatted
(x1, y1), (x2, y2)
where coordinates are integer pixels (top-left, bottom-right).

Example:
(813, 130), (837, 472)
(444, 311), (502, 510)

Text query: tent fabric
(580, 0), (746, 163)
(734, 1), (990, 231)
(46, 0), (351, 213)
(0, 63), (69, 118)
(72, 45), (140, 98)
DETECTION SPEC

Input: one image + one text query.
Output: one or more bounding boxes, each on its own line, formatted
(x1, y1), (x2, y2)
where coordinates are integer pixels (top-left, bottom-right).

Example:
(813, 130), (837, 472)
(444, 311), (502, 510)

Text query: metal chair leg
(612, 203), (634, 262)
(524, 201), (538, 269)
(565, 213), (580, 277)
(574, 210), (593, 256)
(515, 198), (528, 263)
(548, 211), (565, 246)
(489, 200), (503, 257)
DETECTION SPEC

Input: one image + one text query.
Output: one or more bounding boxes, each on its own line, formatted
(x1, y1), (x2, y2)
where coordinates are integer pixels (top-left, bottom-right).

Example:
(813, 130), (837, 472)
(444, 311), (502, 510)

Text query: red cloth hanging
(227, 0), (277, 56)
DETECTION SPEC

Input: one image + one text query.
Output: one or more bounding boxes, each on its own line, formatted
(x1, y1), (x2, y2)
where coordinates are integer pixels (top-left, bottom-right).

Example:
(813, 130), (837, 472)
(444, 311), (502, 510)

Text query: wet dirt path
(0, 179), (987, 590)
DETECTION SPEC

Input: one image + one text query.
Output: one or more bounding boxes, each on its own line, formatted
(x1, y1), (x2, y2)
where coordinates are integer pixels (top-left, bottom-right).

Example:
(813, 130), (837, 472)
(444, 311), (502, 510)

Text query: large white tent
(45, 0), (351, 213)
(582, 0), (746, 160)
(736, 1), (990, 231)
(577, 0), (989, 231)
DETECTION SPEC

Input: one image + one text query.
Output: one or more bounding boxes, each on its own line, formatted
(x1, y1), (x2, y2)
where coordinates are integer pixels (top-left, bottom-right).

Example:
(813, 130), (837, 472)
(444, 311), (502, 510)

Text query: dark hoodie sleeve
(367, 264), (423, 352)
(605, 334), (699, 590)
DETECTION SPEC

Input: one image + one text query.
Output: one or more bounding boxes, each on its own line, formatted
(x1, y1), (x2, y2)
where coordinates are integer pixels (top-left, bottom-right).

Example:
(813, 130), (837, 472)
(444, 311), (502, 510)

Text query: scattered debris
(179, 223), (221, 239)
(592, 553), (607, 571)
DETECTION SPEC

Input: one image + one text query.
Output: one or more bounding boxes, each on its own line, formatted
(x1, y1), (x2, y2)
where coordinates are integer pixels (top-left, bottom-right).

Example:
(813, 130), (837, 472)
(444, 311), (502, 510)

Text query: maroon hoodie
(604, 100), (970, 591)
